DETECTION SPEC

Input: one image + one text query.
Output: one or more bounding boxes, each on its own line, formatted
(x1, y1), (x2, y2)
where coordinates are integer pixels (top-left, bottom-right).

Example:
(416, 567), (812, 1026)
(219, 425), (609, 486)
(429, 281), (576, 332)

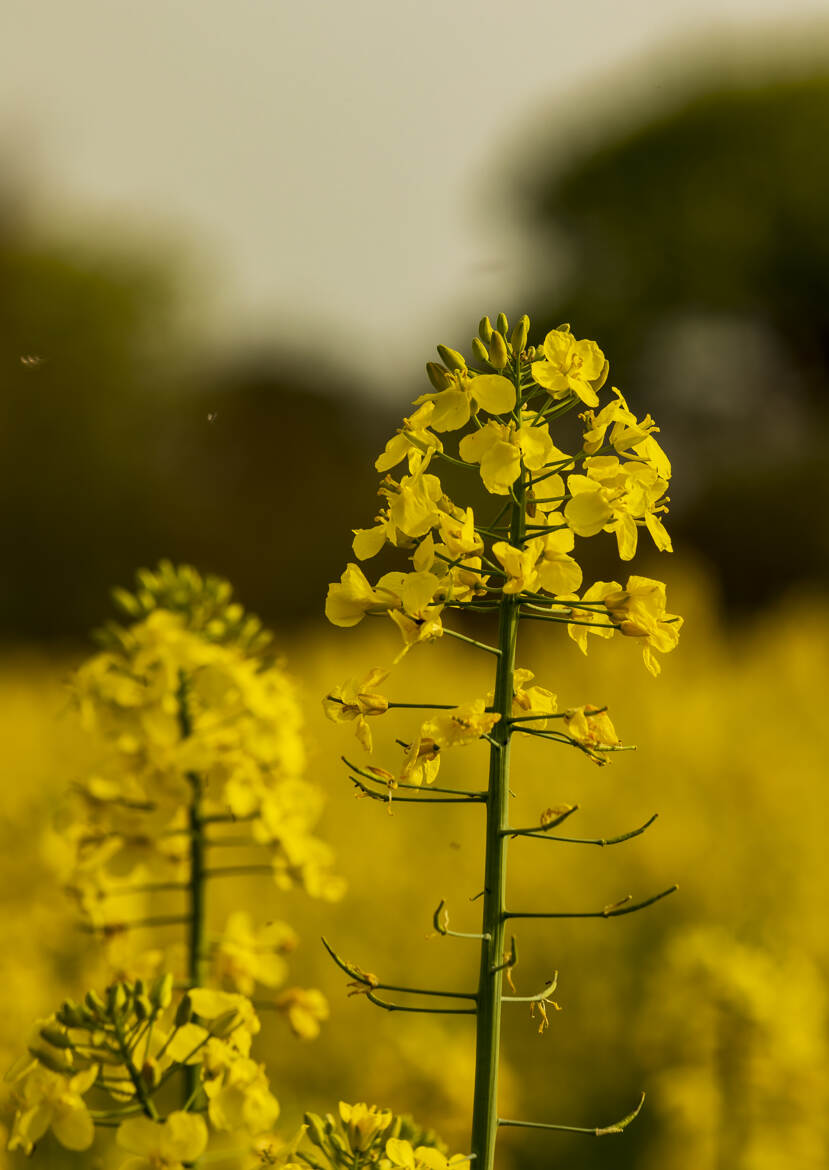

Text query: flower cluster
(6, 566), (340, 1165)
(64, 575), (343, 923)
(287, 1102), (466, 1170)
(325, 316), (682, 782)
(99, 560), (274, 658)
(327, 320), (679, 669)
(6, 978), (279, 1164)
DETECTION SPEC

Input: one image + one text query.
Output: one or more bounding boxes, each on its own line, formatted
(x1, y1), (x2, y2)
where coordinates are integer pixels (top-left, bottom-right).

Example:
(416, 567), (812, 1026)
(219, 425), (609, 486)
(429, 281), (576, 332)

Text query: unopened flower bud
(107, 983), (128, 1017)
(488, 331), (509, 370)
(328, 1132), (351, 1159)
(111, 587), (142, 616)
(57, 1001), (85, 1029)
(39, 1025), (73, 1050)
(426, 362), (453, 391)
(471, 337), (489, 364)
(149, 973), (174, 1011)
(134, 995), (153, 1021)
(510, 315), (529, 354)
(303, 1112), (329, 1150)
(496, 311), (509, 336)
(208, 1008), (240, 1038)
(85, 990), (106, 1018)
(478, 315), (494, 343)
(174, 994), (193, 1027)
(358, 692), (388, 716)
(29, 1045), (72, 1074)
(436, 344), (467, 373)
(141, 1060), (160, 1090)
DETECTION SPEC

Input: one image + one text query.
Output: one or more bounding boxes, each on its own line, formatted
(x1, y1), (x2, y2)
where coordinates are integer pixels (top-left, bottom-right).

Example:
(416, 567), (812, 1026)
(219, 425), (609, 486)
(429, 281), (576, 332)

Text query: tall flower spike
(8, 565), (338, 1168)
(324, 314), (681, 1170)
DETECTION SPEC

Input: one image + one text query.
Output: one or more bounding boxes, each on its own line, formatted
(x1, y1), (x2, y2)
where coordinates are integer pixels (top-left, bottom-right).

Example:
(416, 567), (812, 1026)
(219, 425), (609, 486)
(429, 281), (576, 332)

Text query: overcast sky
(2, 0), (828, 388)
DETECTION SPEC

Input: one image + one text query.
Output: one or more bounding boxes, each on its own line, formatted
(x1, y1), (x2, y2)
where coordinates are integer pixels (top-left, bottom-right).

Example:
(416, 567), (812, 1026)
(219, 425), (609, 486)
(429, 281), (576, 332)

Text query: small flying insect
(207, 411), (218, 423)
(20, 354), (46, 367)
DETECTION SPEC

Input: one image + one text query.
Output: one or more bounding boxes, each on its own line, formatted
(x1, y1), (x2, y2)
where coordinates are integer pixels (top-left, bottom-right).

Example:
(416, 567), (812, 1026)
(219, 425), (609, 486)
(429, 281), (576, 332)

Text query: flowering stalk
(324, 313), (683, 1170)
(7, 564), (342, 1165)
(470, 363), (525, 1170)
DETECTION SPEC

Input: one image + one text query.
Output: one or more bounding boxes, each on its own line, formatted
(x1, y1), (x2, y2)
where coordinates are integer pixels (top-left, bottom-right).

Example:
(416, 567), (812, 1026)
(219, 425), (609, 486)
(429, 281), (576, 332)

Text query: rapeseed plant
(322, 315), (682, 1170)
(6, 563), (341, 1165)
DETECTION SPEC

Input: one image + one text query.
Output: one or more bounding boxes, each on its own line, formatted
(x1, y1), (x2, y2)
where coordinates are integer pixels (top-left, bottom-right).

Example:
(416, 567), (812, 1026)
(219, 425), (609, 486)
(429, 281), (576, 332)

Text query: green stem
(113, 1017), (160, 1121)
(470, 375), (525, 1170)
(178, 673), (207, 1113)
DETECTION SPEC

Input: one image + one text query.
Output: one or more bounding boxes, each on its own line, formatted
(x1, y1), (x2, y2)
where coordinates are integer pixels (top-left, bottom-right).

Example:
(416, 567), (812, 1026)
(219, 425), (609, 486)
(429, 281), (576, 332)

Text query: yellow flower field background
(0, 557), (826, 1168)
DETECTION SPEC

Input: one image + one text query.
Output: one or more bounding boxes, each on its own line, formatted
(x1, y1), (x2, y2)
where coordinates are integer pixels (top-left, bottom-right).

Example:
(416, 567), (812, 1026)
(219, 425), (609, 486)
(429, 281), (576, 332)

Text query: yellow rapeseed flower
(531, 327), (608, 407)
(7, 1064), (98, 1155)
(375, 401), (444, 473)
(421, 701), (500, 748)
(214, 912), (298, 996)
(339, 1102), (394, 1152)
(272, 987), (330, 1040)
(323, 668), (390, 752)
(414, 371), (516, 431)
(604, 576), (683, 676)
(116, 1111), (208, 1170)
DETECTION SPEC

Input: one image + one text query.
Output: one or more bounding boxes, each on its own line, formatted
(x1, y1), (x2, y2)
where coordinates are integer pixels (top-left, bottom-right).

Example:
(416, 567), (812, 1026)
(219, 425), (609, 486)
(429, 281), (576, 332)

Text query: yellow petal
(614, 514), (639, 561)
(470, 373), (516, 415)
(458, 422), (501, 465)
(163, 1111), (209, 1161)
(645, 512), (673, 552)
(415, 1148), (449, 1170)
(564, 486), (613, 537)
(428, 389), (470, 431)
(165, 1022), (210, 1064)
(536, 556), (583, 595)
(480, 441), (521, 494)
(531, 361), (568, 394)
(118, 1116), (163, 1156)
(53, 1106), (95, 1152)
(515, 421), (554, 470)
(401, 571), (440, 616)
(386, 1137), (417, 1168)
(352, 525), (388, 561)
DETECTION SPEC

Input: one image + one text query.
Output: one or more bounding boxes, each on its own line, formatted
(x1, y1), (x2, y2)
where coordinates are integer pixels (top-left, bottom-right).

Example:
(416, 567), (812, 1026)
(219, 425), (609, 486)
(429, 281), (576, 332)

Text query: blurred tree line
(514, 68), (829, 612)
(0, 196), (391, 642)
(3, 62), (829, 643)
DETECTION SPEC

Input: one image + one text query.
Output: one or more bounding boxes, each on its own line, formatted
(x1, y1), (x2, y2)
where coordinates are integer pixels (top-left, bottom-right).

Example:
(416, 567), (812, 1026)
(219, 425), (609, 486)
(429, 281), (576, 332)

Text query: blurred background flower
(0, 2), (827, 1167)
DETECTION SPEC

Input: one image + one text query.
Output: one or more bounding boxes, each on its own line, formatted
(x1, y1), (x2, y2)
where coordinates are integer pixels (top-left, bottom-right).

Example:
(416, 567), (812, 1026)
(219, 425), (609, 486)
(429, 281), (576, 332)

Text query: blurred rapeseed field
(0, 564), (826, 1168)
